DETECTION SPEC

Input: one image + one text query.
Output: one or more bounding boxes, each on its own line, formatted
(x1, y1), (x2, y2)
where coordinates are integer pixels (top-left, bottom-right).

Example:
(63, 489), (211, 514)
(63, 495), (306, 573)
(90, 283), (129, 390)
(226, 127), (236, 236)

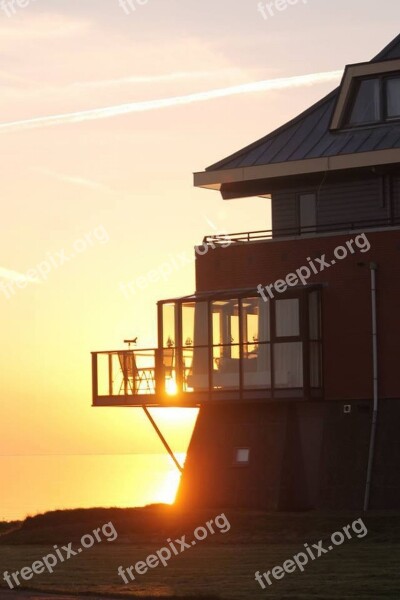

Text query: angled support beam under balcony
(143, 406), (183, 473)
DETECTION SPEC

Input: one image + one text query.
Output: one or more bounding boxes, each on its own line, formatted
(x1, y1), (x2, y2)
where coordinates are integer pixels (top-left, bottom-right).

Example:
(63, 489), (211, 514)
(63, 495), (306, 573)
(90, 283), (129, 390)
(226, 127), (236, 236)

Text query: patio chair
(118, 352), (154, 394)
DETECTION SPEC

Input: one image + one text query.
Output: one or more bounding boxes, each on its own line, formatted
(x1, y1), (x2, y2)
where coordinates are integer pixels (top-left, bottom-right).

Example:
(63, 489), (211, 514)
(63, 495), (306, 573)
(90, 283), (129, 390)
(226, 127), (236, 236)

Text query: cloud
(33, 167), (118, 194)
(0, 70), (343, 133)
(0, 14), (89, 40)
(0, 67), (252, 100)
(0, 267), (39, 284)
(46, 68), (248, 93)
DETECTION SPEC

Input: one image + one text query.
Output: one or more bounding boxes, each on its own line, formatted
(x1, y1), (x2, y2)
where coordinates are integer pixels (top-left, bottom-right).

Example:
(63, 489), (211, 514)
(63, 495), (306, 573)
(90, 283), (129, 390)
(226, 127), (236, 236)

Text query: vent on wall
(234, 448), (250, 465)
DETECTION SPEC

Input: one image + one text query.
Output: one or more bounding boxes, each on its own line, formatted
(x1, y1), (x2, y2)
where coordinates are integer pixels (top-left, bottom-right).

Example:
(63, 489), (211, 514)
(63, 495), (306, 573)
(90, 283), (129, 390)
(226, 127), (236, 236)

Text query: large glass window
(274, 342), (303, 388)
(159, 290), (322, 396)
(241, 297), (271, 389)
(211, 299), (240, 389)
(185, 301), (208, 391)
(273, 297), (303, 388)
(275, 298), (300, 337)
(162, 303), (176, 348)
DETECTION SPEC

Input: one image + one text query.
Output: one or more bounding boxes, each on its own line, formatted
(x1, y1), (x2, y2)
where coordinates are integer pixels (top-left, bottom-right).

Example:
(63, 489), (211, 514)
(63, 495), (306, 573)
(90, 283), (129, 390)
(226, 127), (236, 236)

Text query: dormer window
(330, 58), (400, 131)
(347, 78), (380, 125)
(387, 77), (400, 118)
(346, 75), (400, 127)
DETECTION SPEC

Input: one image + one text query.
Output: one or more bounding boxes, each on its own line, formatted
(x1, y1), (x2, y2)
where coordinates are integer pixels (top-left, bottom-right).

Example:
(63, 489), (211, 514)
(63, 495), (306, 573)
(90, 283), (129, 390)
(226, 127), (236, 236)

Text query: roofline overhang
(194, 147), (400, 196)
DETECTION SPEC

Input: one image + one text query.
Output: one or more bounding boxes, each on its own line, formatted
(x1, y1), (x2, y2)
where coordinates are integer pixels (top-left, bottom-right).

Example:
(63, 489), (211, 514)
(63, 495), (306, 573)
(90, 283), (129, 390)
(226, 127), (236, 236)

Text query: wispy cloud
(0, 70), (343, 133)
(0, 15), (89, 41)
(44, 68), (248, 93)
(0, 267), (38, 284)
(33, 167), (118, 194)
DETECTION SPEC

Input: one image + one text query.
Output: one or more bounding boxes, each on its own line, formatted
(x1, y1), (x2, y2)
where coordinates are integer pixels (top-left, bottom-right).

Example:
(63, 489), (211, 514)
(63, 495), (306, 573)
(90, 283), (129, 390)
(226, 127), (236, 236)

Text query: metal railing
(203, 216), (400, 245)
(92, 349), (158, 398)
(92, 339), (322, 405)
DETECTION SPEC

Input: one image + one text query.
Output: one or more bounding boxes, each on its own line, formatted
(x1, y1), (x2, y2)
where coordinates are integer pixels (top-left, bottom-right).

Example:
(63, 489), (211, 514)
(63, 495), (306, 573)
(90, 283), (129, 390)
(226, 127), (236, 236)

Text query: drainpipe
(363, 262), (378, 512)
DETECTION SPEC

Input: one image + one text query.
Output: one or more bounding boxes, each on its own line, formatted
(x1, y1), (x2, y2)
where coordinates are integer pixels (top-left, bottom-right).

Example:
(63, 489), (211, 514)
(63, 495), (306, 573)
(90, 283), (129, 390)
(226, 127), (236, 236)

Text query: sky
(0, 0), (399, 520)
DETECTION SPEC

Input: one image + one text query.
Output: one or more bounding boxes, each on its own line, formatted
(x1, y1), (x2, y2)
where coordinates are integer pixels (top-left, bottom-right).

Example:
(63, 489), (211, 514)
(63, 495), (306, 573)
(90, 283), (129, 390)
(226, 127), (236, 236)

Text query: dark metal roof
(158, 284), (321, 304)
(206, 34), (400, 173)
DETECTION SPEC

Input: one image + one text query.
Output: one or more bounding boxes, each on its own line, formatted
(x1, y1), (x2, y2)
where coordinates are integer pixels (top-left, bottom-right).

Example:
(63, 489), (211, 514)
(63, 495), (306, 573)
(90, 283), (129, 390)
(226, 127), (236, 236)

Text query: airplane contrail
(0, 70), (343, 133)
(2, 68), (248, 98)
(0, 267), (39, 284)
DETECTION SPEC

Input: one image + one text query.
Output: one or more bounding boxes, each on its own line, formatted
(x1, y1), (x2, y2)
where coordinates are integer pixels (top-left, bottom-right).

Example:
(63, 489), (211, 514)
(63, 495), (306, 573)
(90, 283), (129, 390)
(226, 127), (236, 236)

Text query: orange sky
(0, 0), (398, 520)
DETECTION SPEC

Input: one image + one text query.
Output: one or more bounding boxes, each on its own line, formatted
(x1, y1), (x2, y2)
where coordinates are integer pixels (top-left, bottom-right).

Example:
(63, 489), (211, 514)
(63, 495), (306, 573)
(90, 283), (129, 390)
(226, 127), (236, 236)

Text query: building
(92, 33), (400, 511)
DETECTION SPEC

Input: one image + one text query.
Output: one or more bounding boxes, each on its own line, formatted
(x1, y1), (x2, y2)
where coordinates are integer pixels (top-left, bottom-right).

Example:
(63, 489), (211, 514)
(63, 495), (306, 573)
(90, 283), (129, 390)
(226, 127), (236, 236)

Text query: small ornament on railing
(185, 337), (193, 346)
(124, 337), (138, 349)
(166, 336), (175, 348)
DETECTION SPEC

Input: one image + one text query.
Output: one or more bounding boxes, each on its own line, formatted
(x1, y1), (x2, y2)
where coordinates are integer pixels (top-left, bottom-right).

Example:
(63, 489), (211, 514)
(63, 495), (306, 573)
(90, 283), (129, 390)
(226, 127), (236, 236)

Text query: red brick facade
(196, 228), (400, 402)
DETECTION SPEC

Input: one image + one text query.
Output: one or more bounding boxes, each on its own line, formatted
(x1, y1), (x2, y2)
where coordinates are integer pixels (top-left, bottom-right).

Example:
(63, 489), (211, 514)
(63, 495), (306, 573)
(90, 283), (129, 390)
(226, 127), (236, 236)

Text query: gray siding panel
(272, 176), (387, 233)
(272, 192), (298, 232)
(318, 176), (386, 226)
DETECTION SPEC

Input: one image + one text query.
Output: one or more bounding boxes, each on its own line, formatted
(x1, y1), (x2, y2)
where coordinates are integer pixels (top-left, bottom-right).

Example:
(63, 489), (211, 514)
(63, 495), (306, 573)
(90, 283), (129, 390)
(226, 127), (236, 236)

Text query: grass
(0, 508), (399, 599)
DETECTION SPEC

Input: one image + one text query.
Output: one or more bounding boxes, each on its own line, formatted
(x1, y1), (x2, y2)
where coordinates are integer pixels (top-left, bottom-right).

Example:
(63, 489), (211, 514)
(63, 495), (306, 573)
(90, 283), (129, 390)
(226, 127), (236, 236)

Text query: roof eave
(194, 148), (400, 196)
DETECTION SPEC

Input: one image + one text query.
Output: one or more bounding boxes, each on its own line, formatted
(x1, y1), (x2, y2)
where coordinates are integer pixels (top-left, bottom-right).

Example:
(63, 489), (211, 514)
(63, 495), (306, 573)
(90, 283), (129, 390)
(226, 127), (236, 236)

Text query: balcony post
(108, 353), (113, 396)
(155, 348), (163, 395)
(91, 353), (98, 405)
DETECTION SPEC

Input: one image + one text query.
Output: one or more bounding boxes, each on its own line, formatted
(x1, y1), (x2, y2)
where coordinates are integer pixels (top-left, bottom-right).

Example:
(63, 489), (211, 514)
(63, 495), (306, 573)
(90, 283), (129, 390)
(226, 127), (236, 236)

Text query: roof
(202, 34), (400, 176)
(158, 284), (321, 304)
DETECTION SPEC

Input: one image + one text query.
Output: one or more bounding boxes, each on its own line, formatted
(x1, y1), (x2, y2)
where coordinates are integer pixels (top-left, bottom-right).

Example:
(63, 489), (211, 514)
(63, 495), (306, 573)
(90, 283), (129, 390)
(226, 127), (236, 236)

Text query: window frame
(384, 75), (400, 121)
(297, 192), (317, 234)
(157, 286), (323, 400)
(345, 73), (400, 128)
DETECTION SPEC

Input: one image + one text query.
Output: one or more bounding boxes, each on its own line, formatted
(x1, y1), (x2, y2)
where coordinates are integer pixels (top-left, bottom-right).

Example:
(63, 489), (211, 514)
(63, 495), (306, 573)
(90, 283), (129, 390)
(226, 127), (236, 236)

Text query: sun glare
(165, 378), (178, 395)
(157, 455), (185, 504)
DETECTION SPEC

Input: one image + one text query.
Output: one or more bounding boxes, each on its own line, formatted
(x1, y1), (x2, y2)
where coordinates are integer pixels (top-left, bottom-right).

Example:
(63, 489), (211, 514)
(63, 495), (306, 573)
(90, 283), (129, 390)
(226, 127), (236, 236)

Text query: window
(274, 342), (303, 388)
(308, 290), (322, 388)
(348, 78), (380, 125)
(346, 75), (400, 126)
(235, 448), (250, 464)
(241, 297), (271, 389)
(159, 289), (322, 397)
(386, 77), (400, 119)
(275, 299), (300, 337)
(211, 299), (240, 389)
(274, 298), (303, 388)
(299, 193), (317, 233)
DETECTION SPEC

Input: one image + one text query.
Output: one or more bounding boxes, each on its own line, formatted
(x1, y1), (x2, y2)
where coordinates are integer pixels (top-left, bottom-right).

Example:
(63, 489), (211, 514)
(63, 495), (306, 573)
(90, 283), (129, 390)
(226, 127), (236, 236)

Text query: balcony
(204, 216), (400, 245)
(92, 287), (323, 407)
